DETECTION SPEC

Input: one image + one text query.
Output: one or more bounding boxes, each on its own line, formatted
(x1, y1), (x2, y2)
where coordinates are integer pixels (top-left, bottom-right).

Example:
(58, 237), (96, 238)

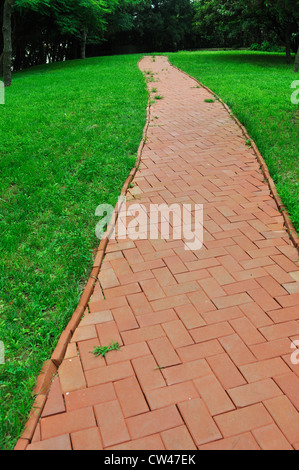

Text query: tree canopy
(1, 0), (299, 84)
(193, 0), (298, 53)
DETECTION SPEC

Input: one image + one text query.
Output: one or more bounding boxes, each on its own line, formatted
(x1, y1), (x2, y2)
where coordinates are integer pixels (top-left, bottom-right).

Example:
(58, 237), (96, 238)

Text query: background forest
(1, 0), (299, 76)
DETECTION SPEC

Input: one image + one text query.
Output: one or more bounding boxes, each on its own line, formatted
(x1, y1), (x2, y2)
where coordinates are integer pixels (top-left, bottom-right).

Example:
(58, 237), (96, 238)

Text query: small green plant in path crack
(93, 342), (121, 358)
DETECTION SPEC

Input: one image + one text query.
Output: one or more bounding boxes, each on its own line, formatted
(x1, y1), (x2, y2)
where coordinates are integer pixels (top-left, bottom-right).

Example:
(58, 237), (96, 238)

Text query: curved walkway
(21, 56), (299, 450)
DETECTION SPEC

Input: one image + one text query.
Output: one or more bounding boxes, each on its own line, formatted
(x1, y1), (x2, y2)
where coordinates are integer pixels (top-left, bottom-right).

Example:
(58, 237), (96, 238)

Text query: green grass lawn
(167, 51), (299, 232)
(0, 55), (147, 450)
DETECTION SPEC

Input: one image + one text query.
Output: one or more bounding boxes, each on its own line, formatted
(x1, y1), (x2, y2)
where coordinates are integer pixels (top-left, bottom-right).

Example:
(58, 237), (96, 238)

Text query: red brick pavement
(23, 56), (299, 450)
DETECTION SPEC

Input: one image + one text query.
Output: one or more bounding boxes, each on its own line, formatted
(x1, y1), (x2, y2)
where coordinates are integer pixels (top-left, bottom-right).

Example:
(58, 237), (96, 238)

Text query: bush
(250, 42), (284, 53)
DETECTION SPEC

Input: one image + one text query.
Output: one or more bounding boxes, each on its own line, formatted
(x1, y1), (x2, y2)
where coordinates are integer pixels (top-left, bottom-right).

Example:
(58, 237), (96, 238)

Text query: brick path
(26, 56), (299, 450)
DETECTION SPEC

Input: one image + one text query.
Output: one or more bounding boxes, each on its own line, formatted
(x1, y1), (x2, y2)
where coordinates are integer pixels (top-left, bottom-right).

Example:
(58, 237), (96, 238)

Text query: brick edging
(170, 61), (299, 252)
(14, 60), (152, 450)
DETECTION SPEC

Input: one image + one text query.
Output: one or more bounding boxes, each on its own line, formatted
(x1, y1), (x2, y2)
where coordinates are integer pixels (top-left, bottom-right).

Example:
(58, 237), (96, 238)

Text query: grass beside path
(167, 51), (299, 233)
(0, 55), (147, 449)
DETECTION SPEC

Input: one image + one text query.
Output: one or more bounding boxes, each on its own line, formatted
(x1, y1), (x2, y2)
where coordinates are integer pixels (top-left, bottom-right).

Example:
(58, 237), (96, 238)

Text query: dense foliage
(193, 1), (298, 53)
(1, 0), (299, 80)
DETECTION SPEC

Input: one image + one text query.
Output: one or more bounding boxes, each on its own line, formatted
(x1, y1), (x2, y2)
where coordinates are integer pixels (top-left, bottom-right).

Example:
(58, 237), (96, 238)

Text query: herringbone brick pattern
(28, 56), (299, 450)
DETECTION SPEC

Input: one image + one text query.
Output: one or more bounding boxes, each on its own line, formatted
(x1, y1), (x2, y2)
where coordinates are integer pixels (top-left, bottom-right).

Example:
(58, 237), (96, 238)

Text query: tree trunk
(0, 52), (3, 77)
(80, 29), (88, 60)
(2, 0), (15, 87)
(294, 45), (299, 73)
(285, 30), (291, 64)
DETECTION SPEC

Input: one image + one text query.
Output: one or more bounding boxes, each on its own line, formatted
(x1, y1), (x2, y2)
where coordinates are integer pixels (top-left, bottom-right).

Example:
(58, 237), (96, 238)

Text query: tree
(193, 0), (299, 63)
(13, 0), (122, 63)
(193, 0), (275, 49)
(262, 0), (298, 62)
(132, 0), (198, 52)
(2, 0), (15, 86)
(67, 0), (143, 59)
(3, 0), (298, 74)
(193, 0), (244, 48)
(52, 0), (118, 60)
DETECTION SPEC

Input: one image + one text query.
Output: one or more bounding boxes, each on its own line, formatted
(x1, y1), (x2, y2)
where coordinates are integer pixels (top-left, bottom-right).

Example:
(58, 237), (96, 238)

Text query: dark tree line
(1, 0), (142, 85)
(1, 0), (299, 86)
(2, 0), (15, 86)
(193, 1), (298, 63)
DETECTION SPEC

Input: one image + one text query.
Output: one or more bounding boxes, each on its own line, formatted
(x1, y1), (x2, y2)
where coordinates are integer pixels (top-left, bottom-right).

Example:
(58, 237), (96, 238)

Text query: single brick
(77, 338), (105, 372)
(148, 336), (181, 368)
(145, 381), (199, 410)
(240, 358), (290, 383)
(178, 398), (222, 446)
(214, 404), (273, 437)
(229, 317), (266, 346)
(219, 334), (257, 366)
(71, 427), (103, 450)
(94, 400), (130, 447)
(107, 434), (165, 451)
(85, 361), (134, 387)
(42, 376), (65, 418)
(199, 433), (260, 451)
(252, 424), (293, 451)
(227, 379), (283, 408)
(207, 353), (247, 390)
(127, 292), (153, 316)
(161, 426), (197, 450)
(140, 278), (165, 301)
(96, 321), (123, 347)
(162, 319), (194, 349)
(112, 305), (138, 332)
(194, 375), (235, 416)
(114, 376), (149, 418)
(58, 357), (86, 395)
(259, 321), (299, 341)
(250, 338), (293, 361)
(122, 325), (165, 345)
(273, 373), (299, 412)
(126, 406), (183, 439)
(41, 407), (96, 440)
(161, 349), (212, 382)
(264, 396), (299, 444)
(65, 383), (116, 412)
(132, 356), (166, 391)
(27, 434), (72, 451)
(137, 308), (178, 327)
(175, 304), (206, 329)
(190, 322), (234, 344)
